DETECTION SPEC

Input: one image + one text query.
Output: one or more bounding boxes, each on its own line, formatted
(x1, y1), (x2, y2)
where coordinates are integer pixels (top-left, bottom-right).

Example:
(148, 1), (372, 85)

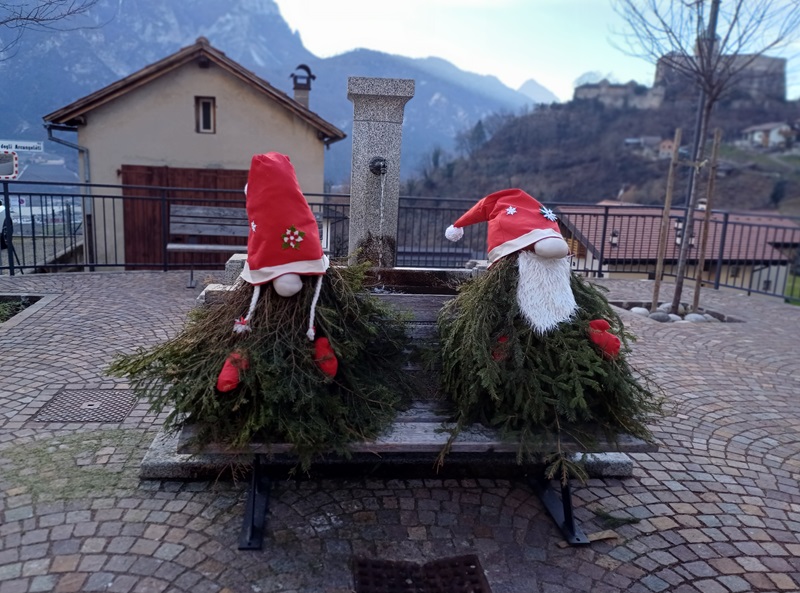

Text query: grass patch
(0, 299), (28, 323)
(778, 154), (800, 167)
(785, 274), (800, 305)
(2, 430), (150, 502)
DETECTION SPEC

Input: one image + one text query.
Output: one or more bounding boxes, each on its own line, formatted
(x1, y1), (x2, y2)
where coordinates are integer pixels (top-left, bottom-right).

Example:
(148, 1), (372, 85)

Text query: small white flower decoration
(250, 221), (257, 233)
(281, 225), (305, 250)
(540, 206), (558, 222)
(505, 206), (517, 216)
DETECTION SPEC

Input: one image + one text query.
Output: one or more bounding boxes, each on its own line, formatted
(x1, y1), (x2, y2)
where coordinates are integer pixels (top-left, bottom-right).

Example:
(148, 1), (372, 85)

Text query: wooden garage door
(121, 165), (248, 270)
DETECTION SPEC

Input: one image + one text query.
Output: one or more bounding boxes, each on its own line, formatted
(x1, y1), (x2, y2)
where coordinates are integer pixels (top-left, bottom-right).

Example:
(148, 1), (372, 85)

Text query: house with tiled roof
(741, 122), (793, 149)
(556, 202), (800, 296)
(42, 37), (345, 267)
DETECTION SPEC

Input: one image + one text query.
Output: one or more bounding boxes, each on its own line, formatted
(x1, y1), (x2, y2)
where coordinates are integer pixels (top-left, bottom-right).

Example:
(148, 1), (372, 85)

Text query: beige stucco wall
(79, 61), (325, 192)
(74, 60), (329, 265)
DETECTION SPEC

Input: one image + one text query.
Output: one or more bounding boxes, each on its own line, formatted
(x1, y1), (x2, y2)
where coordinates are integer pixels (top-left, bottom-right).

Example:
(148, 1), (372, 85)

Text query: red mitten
(588, 319), (621, 359)
(216, 351), (249, 392)
(314, 337), (338, 378)
(589, 319), (610, 332)
(491, 335), (509, 362)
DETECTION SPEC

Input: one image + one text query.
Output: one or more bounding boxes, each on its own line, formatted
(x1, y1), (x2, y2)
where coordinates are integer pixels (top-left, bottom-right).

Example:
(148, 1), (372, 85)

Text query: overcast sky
(274, 0), (799, 102)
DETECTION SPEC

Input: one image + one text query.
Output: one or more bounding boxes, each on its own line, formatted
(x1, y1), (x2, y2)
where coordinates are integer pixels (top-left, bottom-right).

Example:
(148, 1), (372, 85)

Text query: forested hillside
(407, 99), (800, 212)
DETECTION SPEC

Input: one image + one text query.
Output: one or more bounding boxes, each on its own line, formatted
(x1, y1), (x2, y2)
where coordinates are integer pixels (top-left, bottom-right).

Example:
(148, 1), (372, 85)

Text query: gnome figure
(435, 189), (657, 467)
(109, 151), (413, 468)
(216, 152), (337, 392)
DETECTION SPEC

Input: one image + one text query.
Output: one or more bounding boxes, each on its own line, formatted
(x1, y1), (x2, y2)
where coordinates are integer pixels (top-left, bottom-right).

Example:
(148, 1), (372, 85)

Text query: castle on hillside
(573, 52), (787, 109)
(573, 80), (665, 109)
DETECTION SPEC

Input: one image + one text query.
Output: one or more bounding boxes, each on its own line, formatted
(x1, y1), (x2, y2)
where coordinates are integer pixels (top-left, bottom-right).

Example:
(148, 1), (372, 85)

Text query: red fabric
(588, 319), (621, 358)
(589, 319), (610, 332)
(313, 337), (338, 378)
(243, 152), (325, 285)
(216, 351), (250, 392)
(451, 189), (562, 255)
(491, 335), (509, 362)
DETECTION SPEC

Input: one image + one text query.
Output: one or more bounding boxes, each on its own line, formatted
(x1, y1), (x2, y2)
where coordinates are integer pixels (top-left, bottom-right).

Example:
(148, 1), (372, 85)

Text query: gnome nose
(273, 273), (303, 297)
(532, 237), (570, 259)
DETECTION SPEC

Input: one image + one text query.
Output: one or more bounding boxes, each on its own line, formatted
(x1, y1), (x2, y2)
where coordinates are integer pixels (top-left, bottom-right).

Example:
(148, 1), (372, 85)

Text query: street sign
(0, 151), (19, 180)
(0, 140), (43, 152)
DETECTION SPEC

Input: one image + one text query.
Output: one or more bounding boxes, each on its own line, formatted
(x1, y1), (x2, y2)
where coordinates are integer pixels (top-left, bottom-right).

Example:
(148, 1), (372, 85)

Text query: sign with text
(0, 140), (43, 152)
(0, 151), (19, 179)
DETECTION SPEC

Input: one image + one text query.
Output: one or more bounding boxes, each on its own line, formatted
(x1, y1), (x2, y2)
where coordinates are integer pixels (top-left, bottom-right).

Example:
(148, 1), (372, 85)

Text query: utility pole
(670, 0), (721, 314)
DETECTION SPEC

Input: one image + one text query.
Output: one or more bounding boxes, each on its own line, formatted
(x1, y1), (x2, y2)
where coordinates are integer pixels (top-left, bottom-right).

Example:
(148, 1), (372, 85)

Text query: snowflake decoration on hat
(540, 206), (558, 222)
(282, 225), (306, 250)
(251, 221), (257, 233)
(505, 206), (517, 216)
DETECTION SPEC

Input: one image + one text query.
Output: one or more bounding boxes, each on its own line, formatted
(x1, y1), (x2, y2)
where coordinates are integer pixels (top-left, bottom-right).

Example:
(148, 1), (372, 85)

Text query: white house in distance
(741, 122), (793, 149)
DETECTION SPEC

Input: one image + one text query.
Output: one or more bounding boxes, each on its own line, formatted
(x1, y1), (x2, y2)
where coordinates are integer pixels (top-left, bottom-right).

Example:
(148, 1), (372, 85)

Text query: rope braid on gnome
(438, 189), (662, 481)
(108, 153), (412, 470)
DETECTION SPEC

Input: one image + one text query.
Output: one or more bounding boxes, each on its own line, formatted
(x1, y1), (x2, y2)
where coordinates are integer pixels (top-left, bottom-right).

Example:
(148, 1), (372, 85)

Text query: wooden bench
(166, 204), (248, 288)
(178, 292), (658, 550)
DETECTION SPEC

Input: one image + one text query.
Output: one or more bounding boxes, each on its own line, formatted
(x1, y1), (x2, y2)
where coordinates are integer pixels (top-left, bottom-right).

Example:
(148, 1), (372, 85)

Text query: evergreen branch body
(108, 264), (412, 469)
(437, 254), (663, 468)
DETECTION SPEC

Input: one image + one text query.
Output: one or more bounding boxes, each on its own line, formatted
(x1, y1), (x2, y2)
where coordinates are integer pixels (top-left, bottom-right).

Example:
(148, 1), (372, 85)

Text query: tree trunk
(670, 98), (713, 315)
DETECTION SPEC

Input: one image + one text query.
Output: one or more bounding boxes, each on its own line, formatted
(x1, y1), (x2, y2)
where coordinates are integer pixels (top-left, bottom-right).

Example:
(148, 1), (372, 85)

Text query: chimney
(290, 64), (315, 109)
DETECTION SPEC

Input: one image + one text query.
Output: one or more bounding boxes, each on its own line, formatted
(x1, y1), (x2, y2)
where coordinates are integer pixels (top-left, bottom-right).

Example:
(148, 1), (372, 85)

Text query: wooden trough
(180, 273), (657, 551)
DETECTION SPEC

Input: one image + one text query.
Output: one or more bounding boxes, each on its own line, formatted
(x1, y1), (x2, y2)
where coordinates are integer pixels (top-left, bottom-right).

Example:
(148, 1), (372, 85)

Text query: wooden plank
(178, 400), (658, 456)
(406, 323), (438, 341)
(166, 243), (247, 253)
(169, 222), (250, 237)
(375, 293), (453, 323)
(170, 204), (247, 220)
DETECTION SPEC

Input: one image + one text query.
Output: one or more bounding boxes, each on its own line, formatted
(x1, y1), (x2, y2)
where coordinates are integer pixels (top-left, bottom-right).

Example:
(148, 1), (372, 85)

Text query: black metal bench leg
(531, 476), (590, 546)
(238, 455), (271, 550)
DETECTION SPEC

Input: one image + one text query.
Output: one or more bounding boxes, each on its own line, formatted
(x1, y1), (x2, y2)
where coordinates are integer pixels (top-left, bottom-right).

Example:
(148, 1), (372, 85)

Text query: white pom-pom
(445, 225), (464, 242)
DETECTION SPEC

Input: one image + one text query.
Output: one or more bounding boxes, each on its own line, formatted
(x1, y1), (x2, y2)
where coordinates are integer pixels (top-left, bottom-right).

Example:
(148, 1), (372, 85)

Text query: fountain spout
(369, 157), (387, 176)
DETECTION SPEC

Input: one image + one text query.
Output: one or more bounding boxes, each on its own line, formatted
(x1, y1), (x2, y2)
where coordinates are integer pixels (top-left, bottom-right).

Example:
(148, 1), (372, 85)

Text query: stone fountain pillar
(347, 77), (415, 268)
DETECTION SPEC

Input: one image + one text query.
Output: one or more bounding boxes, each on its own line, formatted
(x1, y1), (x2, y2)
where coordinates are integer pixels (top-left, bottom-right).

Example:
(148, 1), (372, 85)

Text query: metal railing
(2, 181), (799, 302)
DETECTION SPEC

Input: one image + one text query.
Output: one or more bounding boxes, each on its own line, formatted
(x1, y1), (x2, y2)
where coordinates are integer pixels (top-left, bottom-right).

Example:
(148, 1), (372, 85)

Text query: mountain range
(0, 0), (557, 182)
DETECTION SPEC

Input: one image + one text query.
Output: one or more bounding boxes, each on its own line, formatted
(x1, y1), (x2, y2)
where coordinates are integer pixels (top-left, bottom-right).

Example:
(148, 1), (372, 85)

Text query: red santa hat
(241, 152), (328, 285)
(234, 152), (329, 339)
(445, 188), (564, 265)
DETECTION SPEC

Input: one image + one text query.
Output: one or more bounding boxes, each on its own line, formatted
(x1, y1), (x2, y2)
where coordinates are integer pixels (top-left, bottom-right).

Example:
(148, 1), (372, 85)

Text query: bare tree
(1, 0), (99, 56)
(613, 0), (800, 313)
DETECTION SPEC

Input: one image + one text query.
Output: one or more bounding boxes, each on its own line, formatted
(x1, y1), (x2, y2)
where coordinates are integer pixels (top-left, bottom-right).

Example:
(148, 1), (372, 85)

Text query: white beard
(516, 251), (578, 334)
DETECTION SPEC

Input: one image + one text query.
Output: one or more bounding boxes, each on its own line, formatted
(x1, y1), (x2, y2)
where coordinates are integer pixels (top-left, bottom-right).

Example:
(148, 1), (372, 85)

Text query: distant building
(741, 122), (793, 148)
(573, 80), (664, 109)
(655, 52), (786, 104)
(573, 52), (787, 110)
(622, 136), (662, 159)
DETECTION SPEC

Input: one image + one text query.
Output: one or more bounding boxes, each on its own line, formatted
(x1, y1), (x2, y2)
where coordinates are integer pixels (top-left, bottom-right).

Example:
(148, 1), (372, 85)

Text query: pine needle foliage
(437, 254), (663, 474)
(108, 263), (412, 469)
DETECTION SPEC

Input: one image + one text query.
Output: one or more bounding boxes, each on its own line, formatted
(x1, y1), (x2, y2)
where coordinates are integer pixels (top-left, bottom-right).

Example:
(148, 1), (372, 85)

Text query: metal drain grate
(353, 554), (492, 593)
(32, 389), (137, 423)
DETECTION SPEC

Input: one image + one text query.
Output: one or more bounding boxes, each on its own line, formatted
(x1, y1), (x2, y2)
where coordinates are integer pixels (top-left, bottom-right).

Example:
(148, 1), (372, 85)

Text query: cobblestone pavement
(1, 271), (799, 593)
